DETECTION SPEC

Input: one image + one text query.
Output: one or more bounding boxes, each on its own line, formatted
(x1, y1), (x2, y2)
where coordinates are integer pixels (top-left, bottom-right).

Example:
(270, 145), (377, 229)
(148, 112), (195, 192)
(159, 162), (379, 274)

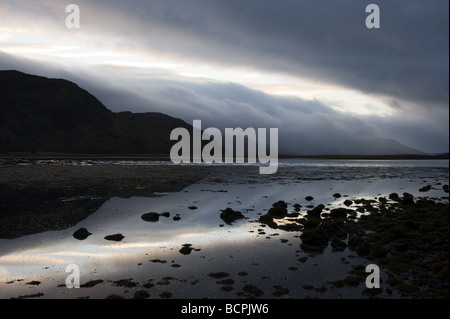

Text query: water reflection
(0, 159), (448, 298)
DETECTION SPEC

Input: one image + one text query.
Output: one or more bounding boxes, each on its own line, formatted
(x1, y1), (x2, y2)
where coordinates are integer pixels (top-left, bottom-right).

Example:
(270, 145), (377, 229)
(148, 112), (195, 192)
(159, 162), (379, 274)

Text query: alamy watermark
(365, 264), (380, 289)
(65, 264), (80, 289)
(65, 4), (80, 29)
(170, 120), (279, 175)
(366, 4), (380, 29)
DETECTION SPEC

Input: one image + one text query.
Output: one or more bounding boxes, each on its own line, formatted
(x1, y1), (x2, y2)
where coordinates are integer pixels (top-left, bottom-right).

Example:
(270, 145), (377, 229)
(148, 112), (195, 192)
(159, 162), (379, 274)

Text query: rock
(343, 200), (353, 207)
(293, 204), (302, 211)
(132, 290), (150, 299)
(278, 223), (302, 232)
(305, 196), (314, 201)
(220, 208), (245, 224)
(401, 193), (414, 205)
(267, 201), (288, 218)
(272, 200), (288, 208)
(348, 234), (364, 248)
(104, 233), (124, 242)
(300, 228), (329, 248)
(418, 244), (434, 251)
(428, 279), (442, 290)
(419, 185), (432, 192)
(419, 225), (434, 233)
(179, 244), (194, 255)
(141, 212), (170, 222)
(73, 228), (92, 240)
(389, 193), (400, 200)
(443, 185), (449, 193)
(385, 242), (408, 252)
(332, 193), (341, 199)
(141, 212), (160, 222)
(259, 214), (278, 229)
(302, 216), (321, 229)
(330, 208), (353, 219)
(306, 204), (325, 218)
(160, 212), (170, 218)
(268, 207), (287, 218)
(331, 239), (347, 252)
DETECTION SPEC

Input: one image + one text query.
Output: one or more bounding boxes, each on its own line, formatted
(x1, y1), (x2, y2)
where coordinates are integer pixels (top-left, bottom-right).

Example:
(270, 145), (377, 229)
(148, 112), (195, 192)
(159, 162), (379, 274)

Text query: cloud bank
(0, 0), (448, 153)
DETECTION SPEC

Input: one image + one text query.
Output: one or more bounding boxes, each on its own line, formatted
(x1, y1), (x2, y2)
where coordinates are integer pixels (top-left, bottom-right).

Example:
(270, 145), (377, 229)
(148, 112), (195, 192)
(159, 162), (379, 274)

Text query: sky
(0, 0), (448, 154)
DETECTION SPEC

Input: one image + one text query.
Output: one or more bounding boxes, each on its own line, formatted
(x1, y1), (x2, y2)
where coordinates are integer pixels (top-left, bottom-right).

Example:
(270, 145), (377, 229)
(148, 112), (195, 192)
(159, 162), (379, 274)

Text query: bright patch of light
(0, 24), (396, 118)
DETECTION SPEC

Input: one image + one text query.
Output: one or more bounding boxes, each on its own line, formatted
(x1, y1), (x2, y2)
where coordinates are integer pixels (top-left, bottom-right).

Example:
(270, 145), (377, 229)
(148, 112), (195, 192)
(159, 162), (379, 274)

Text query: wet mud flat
(0, 163), (212, 239)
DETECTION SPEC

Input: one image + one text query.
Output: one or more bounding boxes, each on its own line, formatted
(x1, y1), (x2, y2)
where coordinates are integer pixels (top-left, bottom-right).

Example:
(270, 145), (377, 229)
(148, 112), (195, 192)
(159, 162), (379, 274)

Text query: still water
(0, 159), (448, 298)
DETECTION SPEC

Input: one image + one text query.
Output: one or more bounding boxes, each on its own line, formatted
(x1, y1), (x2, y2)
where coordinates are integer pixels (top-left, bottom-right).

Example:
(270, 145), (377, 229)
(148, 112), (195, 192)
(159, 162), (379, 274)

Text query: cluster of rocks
(256, 190), (449, 298)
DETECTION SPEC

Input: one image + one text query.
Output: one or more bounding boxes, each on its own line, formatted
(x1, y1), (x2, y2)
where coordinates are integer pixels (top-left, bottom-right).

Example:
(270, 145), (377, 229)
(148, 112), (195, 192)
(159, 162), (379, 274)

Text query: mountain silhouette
(0, 70), (190, 155)
(0, 70), (425, 156)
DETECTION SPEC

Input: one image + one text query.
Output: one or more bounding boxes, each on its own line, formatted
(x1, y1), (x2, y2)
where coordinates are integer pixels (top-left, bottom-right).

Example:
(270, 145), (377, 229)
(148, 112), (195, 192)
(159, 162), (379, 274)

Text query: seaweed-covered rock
(258, 214), (278, 229)
(419, 185), (432, 192)
(141, 212), (170, 222)
(389, 193), (400, 200)
(278, 223), (302, 232)
(220, 208), (245, 224)
(330, 208), (353, 219)
(306, 204), (325, 218)
(300, 228), (329, 253)
(179, 243), (194, 255)
(104, 233), (124, 242)
(401, 193), (414, 205)
(268, 201), (288, 218)
(267, 207), (287, 218)
(141, 212), (160, 222)
(343, 200), (353, 207)
(73, 228), (92, 240)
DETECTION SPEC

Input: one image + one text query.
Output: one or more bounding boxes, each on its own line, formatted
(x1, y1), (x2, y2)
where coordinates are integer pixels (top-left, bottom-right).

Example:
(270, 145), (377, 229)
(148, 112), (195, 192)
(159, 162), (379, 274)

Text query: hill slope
(0, 70), (190, 154)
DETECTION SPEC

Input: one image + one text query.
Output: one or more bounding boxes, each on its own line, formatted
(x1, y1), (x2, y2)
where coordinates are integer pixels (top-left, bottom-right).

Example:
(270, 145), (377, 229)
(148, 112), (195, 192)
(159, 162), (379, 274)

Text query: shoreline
(1, 152), (448, 161)
(0, 161), (448, 299)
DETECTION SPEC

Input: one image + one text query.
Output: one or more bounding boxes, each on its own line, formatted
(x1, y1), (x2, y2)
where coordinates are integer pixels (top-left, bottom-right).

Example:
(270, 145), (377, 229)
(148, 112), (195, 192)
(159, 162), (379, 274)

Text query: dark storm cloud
(1, 1), (448, 153)
(1, 51), (390, 154)
(74, 0), (449, 107)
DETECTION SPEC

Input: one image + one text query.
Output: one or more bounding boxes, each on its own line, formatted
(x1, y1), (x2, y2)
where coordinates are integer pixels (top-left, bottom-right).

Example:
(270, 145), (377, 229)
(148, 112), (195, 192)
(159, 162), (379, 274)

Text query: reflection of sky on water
(0, 160), (448, 298)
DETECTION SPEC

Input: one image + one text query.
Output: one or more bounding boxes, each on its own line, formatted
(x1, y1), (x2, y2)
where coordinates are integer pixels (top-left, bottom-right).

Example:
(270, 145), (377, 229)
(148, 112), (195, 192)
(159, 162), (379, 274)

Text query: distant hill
(0, 70), (191, 155)
(0, 70), (426, 157)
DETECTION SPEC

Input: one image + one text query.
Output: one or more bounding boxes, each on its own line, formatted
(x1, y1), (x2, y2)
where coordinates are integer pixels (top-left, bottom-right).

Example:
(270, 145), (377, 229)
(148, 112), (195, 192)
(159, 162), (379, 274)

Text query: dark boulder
(419, 185), (432, 192)
(306, 204), (325, 218)
(141, 212), (171, 222)
(220, 208), (245, 224)
(265, 201), (289, 218)
(343, 200), (353, 207)
(104, 233), (125, 241)
(141, 212), (160, 222)
(330, 208), (353, 219)
(401, 193), (414, 205)
(258, 214), (278, 229)
(179, 244), (194, 255)
(389, 193), (400, 200)
(73, 228), (92, 240)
